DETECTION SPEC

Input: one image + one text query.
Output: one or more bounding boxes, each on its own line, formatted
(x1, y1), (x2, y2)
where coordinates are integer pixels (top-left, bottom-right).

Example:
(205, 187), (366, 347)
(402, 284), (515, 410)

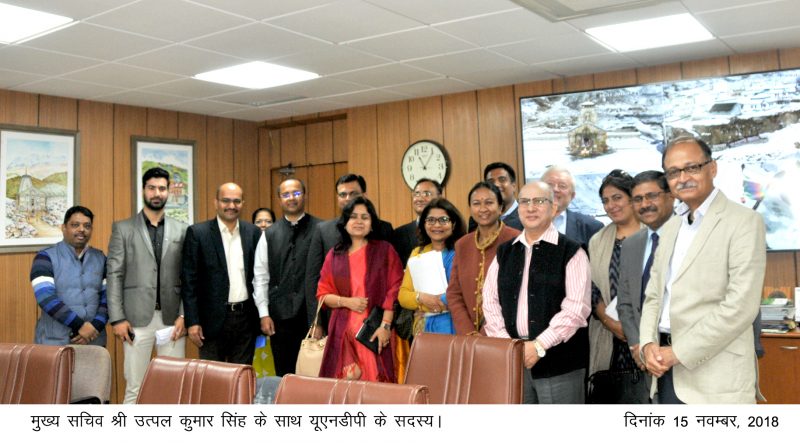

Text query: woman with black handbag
(587, 170), (649, 403)
(315, 197), (403, 382)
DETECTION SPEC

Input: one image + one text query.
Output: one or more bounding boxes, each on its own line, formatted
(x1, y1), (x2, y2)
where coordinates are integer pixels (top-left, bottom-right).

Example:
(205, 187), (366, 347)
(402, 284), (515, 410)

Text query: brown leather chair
(0, 343), (74, 404)
(274, 374), (429, 404)
(404, 333), (524, 404)
(136, 357), (256, 404)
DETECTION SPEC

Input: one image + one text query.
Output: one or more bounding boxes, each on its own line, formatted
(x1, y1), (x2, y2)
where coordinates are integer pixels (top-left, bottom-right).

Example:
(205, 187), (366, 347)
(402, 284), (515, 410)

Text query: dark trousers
(270, 309), (309, 376)
(656, 333), (684, 404)
(199, 309), (257, 365)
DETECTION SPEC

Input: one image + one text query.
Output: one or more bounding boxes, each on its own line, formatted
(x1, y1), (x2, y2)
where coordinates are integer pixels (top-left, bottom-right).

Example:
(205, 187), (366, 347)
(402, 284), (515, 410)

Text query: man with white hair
(541, 166), (603, 249)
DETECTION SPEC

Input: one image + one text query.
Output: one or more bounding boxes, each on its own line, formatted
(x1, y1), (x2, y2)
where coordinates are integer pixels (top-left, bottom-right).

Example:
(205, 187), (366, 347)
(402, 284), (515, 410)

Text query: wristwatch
(532, 339), (546, 358)
(381, 322), (391, 331)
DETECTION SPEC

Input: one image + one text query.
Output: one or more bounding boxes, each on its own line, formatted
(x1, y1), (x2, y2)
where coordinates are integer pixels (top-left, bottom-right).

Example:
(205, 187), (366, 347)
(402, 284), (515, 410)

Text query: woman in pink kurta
(316, 197), (403, 382)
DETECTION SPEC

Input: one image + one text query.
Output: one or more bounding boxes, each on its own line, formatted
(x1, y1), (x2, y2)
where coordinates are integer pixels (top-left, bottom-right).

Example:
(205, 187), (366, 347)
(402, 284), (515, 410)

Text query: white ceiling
(1, 0), (798, 121)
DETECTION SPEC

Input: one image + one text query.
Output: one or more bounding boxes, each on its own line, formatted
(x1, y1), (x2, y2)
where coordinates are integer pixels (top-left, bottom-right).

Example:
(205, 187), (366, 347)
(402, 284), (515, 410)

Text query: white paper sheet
(155, 326), (175, 346)
(605, 298), (619, 322)
(406, 250), (448, 296)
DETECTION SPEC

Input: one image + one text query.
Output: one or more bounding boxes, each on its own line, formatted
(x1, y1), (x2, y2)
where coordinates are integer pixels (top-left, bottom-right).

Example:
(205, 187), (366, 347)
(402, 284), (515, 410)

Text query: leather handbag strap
(304, 300), (325, 340)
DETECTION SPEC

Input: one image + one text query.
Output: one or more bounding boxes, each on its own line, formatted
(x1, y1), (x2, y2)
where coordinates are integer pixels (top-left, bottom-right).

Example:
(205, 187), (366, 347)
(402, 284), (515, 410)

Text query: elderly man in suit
(639, 136), (766, 404)
(182, 182), (262, 364)
(108, 167), (188, 404)
(541, 166), (603, 249)
(616, 170), (675, 402)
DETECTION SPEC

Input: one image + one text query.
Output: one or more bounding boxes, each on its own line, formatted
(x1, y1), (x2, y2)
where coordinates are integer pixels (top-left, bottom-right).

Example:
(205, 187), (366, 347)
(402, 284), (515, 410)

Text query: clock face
(400, 140), (449, 190)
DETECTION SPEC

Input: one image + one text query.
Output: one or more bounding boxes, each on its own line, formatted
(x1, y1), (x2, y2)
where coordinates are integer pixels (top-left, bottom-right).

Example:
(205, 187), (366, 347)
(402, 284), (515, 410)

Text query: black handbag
(355, 307), (383, 354)
(586, 368), (650, 404)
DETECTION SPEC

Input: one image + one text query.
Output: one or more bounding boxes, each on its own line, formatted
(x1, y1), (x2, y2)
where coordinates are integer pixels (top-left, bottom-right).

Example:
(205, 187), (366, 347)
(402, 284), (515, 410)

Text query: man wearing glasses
(639, 136), (766, 404)
(483, 182), (591, 404)
(541, 165), (603, 250)
(392, 178), (442, 265)
(181, 182), (262, 364)
(253, 178), (320, 375)
(305, 174), (394, 338)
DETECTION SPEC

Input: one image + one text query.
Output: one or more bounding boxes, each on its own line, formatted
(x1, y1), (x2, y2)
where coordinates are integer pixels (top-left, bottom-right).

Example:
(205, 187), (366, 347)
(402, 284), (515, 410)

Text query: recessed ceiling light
(194, 62), (319, 89)
(0, 3), (75, 44)
(585, 13), (713, 52)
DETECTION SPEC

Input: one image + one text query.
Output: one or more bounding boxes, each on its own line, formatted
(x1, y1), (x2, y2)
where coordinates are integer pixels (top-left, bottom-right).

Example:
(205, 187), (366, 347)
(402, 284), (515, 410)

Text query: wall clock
(400, 140), (450, 190)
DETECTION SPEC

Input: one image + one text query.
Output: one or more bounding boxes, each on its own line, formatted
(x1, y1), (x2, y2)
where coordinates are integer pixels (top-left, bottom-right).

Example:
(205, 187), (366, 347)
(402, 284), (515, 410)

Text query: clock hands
(421, 151), (435, 170)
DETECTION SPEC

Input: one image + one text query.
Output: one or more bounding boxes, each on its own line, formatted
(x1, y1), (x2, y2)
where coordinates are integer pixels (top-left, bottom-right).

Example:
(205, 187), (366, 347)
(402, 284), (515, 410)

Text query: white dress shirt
(217, 217), (247, 303)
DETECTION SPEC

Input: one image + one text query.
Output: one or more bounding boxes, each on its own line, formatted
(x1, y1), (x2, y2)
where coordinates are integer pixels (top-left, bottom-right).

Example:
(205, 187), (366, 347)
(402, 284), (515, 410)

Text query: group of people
(31, 135), (766, 405)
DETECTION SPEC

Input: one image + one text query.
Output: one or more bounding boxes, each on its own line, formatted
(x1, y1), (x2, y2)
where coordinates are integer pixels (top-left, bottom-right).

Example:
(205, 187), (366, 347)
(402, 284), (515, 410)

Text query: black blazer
(181, 218), (261, 339)
(565, 209), (603, 251)
(391, 220), (418, 266)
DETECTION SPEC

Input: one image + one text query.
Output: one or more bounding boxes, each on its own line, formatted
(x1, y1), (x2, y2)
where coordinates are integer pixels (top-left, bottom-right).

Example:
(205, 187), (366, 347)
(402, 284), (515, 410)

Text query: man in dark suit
(253, 178), (320, 375)
(305, 173), (393, 336)
(181, 182), (262, 364)
(392, 178), (442, 265)
(469, 162), (523, 231)
(541, 166), (603, 249)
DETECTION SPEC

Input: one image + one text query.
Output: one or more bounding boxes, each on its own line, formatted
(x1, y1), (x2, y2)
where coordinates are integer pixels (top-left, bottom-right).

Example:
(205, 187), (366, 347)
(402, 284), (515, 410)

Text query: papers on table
(406, 250), (448, 296)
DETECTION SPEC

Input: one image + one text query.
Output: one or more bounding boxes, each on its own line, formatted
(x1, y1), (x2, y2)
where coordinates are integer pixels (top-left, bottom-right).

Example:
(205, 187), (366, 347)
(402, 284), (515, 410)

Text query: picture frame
(0, 125), (79, 252)
(132, 137), (196, 225)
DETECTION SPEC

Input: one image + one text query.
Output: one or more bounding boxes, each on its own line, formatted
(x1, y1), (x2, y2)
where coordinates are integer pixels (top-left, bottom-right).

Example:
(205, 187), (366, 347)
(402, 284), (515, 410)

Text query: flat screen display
(520, 68), (800, 251)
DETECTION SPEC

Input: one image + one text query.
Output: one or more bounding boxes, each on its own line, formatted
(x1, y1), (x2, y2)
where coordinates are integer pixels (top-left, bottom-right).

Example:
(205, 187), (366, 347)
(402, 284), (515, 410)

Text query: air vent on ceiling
(220, 96), (307, 107)
(510, 0), (668, 21)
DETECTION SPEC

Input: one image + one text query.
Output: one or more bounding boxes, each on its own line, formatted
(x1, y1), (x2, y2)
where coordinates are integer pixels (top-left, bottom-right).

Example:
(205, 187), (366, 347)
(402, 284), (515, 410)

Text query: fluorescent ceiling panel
(194, 62), (319, 89)
(585, 13), (713, 52)
(0, 2), (75, 44)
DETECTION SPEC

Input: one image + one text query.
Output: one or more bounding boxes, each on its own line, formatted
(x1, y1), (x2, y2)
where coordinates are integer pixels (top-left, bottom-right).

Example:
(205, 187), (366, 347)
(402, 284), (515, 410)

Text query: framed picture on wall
(132, 137), (196, 224)
(0, 126), (78, 252)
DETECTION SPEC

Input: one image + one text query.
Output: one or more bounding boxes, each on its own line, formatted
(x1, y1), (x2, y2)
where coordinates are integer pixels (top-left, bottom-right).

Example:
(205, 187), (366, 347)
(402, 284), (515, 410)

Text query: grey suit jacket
(617, 227), (649, 348)
(107, 212), (188, 327)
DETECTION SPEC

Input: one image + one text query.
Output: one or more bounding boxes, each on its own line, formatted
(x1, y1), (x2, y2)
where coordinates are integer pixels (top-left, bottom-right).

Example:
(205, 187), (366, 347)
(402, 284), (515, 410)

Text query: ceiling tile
(0, 0), (136, 20)
(87, 0), (251, 42)
(119, 45), (245, 76)
(331, 63), (440, 87)
(63, 63), (182, 89)
(721, 26), (800, 54)
(269, 45), (390, 75)
(0, 47), (101, 76)
(533, 53), (639, 77)
(189, 0), (337, 20)
(22, 23), (170, 61)
(625, 39), (732, 66)
(366, 0), (520, 25)
(384, 78), (478, 98)
(406, 49), (525, 76)
(144, 78), (247, 98)
(14, 78), (124, 99)
(490, 30), (610, 64)
(186, 23), (330, 60)
(218, 107), (294, 122)
(267, 98), (349, 115)
(696, 0), (798, 37)
(159, 99), (250, 116)
(92, 90), (187, 108)
(346, 28), (474, 61)
(454, 66), (555, 87)
(267, 0), (423, 44)
(565, 1), (688, 30)
(325, 88), (410, 107)
(435, 9), (574, 47)
(0, 69), (47, 89)
(682, 0), (770, 14)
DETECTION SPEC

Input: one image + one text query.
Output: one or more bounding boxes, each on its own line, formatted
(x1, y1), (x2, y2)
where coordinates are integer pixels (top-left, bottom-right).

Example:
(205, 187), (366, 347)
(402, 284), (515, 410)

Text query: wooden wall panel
(636, 63), (682, 85)
(334, 162), (349, 189)
(306, 121), (334, 166)
(763, 251), (798, 299)
(729, 50), (780, 75)
(146, 108), (178, 139)
(205, 117), (234, 206)
(77, 101), (114, 248)
(307, 164), (336, 220)
(112, 105), (147, 220)
(409, 96), (444, 144)
(38, 96), (77, 130)
(593, 69), (638, 89)
(376, 101), (411, 224)
(347, 106), (379, 208)
(681, 56), (730, 79)
(441, 92), (481, 220)
(177, 113), (208, 220)
(554, 74), (594, 94)
(0, 253), (37, 343)
(477, 86), (518, 191)
(280, 125), (306, 167)
(779, 48), (800, 68)
(233, 120), (260, 219)
(333, 119), (348, 163)
(268, 129), (282, 170)
(0, 90), (38, 126)
(257, 128), (273, 211)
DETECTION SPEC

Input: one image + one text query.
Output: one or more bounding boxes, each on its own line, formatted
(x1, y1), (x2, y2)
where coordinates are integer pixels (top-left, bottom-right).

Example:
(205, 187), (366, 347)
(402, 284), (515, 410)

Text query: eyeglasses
(665, 159), (712, 180)
(632, 191), (668, 204)
(545, 181), (571, 192)
(337, 191), (361, 199)
(600, 194), (629, 205)
(424, 216), (452, 225)
(219, 198), (242, 205)
(280, 191), (303, 199)
(488, 176), (511, 185)
(413, 190), (435, 198)
(518, 197), (551, 208)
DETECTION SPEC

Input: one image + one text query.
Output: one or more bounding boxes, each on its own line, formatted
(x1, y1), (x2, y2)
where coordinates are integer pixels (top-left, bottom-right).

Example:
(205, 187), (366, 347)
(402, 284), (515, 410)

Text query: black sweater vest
(496, 233), (588, 378)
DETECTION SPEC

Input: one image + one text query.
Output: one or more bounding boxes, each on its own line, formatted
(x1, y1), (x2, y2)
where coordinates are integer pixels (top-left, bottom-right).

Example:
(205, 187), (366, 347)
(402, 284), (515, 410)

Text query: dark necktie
(640, 232), (659, 305)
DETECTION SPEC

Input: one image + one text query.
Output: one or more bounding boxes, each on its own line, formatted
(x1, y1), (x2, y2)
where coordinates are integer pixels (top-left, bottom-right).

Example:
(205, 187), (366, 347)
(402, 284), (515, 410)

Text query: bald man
(181, 183), (263, 364)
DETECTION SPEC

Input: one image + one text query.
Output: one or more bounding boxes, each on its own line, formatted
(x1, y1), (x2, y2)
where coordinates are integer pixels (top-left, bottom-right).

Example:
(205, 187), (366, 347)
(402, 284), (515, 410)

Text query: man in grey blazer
(640, 136), (766, 404)
(107, 167), (188, 404)
(541, 166), (603, 250)
(617, 170), (675, 401)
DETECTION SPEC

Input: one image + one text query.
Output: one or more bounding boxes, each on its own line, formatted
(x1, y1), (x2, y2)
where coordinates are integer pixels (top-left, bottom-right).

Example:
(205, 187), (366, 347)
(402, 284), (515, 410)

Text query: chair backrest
(68, 345), (112, 403)
(0, 343), (74, 404)
(274, 374), (429, 404)
(136, 356), (256, 404)
(404, 333), (524, 404)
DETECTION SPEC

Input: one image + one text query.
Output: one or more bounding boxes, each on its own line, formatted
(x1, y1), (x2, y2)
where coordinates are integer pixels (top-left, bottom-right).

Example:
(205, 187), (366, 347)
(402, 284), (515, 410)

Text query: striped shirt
(483, 224), (591, 350)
